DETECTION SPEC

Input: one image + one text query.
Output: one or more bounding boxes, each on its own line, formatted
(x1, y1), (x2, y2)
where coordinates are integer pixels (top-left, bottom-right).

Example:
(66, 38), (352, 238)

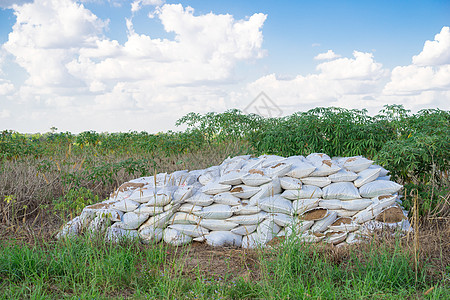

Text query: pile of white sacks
(57, 153), (411, 248)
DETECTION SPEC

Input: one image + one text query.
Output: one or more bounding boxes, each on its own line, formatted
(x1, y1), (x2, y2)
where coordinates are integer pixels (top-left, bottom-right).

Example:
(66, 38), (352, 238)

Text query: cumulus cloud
(314, 50), (341, 60)
(3, 0), (106, 92)
(1, 0), (267, 132)
(131, 0), (164, 13)
(412, 26), (450, 66)
(384, 26), (450, 97)
(246, 51), (389, 112)
(244, 27), (450, 116)
(0, 0), (33, 9)
(0, 109), (11, 119)
(0, 79), (15, 95)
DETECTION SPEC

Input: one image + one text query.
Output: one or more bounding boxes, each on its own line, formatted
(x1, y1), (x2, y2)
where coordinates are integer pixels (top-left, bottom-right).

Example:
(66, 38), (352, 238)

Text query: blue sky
(0, 0), (449, 133)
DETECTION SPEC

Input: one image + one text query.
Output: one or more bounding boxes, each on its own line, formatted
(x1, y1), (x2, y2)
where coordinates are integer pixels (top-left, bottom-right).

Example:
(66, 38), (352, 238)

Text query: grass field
(1, 224), (449, 299)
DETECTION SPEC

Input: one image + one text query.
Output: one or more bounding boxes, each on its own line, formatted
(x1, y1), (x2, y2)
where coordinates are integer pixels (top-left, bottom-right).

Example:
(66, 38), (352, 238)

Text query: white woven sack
(270, 213), (295, 227)
(319, 199), (342, 210)
(111, 199), (140, 212)
(194, 204), (233, 219)
(322, 182), (361, 200)
(230, 185), (261, 199)
(354, 168), (381, 187)
(218, 169), (244, 185)
(163, 228), (192, 246)
(340, 156), (373, 172)
(242, 232), (262, 249)
(340, 199), (373, 211)
(130, 187), (174, 206)
(94, 208), (123, 222)
(329, 217), (359, 232)
(352, 206), (384, 224)
(309, 160), (341, 177)
(301, 176), (331, 188)
(256, 218), (281, 244)
(370, 195), (398, 211)
(220, 157), (246, 176)
(120, 212), (151, 230)
(368, 165), (389, 177)
(198, 167), (220, 186)
(227, 211), (268, 225)
(169, 170), (196, 186)
(377, 176), (391, 181)
(280, 177), (302, 190)
(306, 153), (331, 164)
(213, 192), (241, 206)
(298, 231), (325, 243)
(199, 219), (239, 231)
(359, 181), (402, 198)
(324, 231), (348, 245)
(163, 203), (174, 211)
(282, 155), (305, 164)
(249, 177), (282, 205)
(178, 203), (203, 214)
(56, 216), (82, 239)
(205, 231), (242, 247)
(258, 196), (293, 215)
(345, 231), (365, 244)
(311, 211), (337, 233)
(139, 227), (163, 244)
(300, 207), (329, 221)
(168, 224), (209, 238)
(201, 181), (231, 195)
(285, 161), (316, 178)
(231, 205), (261, 215)
(265, 162), (291, 178)
(140, 206), (178, 229)
(241, 172), (272, 186)
(260, 154), (285, 168)
(328, 169), (358, 182)
(105, 227), (139, 243)
(134, 204), (164, 215)
(283, 220), (314, 237)
(281, 185), (323, 200)
(335, 209), (358, 217)
(129, 173), (167, 187)
(168, 212), (200, 225)
(185, 192), (214, 206)
(231, 224), (258, 235)
(241, 158), (264, 172)
(292, 198), (320, 214)
(173, 186), (194, 203)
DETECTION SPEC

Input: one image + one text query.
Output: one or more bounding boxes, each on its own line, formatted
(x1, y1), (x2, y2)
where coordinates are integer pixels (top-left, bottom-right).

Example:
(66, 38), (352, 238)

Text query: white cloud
(1, 0), (267, 132)
(384, 26), (450, 97)
(246, 51), (389, 112)
(314, 49), (341, 60)
(0, 0), (32, 9)
(244, 27), (450, 116)
(0, 109), (11, 119)
(3, 0), (106, 91)
(131, 0), (164, 13)
(0, 79), (15, 95)
(412, 26), (450, 66)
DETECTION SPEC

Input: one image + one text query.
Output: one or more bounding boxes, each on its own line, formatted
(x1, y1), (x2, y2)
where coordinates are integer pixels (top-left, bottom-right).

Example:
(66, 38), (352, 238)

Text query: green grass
(0, 233), (448, 299)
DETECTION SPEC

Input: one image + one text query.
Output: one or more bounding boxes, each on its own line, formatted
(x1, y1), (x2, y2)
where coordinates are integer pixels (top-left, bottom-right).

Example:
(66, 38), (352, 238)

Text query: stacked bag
(57, 153), (411, 248)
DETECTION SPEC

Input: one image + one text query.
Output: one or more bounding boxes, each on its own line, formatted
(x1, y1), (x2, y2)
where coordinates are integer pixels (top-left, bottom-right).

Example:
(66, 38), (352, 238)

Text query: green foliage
(53, 187), (99, 218)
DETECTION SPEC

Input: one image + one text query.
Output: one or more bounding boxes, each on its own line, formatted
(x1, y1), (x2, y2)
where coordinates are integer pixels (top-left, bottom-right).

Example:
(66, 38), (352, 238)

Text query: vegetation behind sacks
(1, 105), (448, 225)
